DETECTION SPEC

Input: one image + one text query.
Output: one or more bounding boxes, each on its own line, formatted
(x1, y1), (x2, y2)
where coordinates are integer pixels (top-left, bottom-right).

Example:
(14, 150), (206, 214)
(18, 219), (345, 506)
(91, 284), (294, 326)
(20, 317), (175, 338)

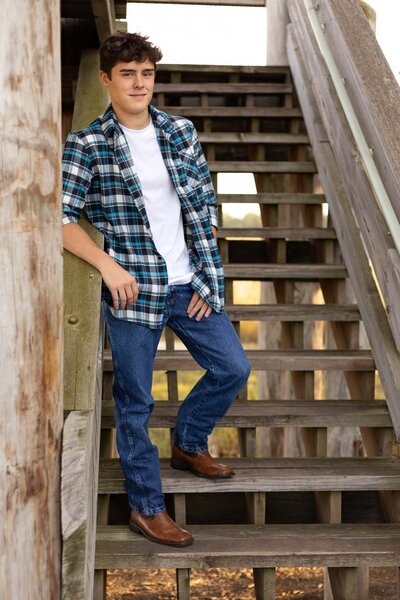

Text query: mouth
(129, 93), (147, 98)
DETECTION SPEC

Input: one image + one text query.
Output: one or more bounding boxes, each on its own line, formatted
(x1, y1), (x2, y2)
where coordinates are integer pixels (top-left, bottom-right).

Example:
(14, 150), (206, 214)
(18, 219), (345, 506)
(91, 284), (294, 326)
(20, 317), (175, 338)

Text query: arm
(62, 133), (138, 310)
(63, 223), (139, 310)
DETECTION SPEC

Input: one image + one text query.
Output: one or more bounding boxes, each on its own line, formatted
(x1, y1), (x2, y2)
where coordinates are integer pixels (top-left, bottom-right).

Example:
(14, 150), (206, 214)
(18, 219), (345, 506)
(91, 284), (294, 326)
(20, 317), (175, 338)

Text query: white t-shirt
(120, 120), (193, 285)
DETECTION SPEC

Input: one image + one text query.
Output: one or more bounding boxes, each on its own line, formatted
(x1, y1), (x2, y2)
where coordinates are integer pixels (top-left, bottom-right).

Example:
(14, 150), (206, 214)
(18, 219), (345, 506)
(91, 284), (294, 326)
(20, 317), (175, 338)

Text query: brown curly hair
(100, 32), (163, 78)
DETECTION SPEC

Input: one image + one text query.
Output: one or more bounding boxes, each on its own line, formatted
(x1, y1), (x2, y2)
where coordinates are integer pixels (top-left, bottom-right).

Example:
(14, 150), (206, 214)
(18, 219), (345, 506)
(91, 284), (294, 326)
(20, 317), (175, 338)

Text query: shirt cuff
(62, 214), (80, 226)
(208, 205), (219, 229)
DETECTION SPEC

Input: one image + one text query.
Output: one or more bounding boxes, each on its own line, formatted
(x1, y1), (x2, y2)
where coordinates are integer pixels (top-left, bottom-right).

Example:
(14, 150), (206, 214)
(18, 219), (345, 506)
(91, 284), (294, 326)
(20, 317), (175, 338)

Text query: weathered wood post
(267, 0), (290, 66)
(0, 0), (63, 599)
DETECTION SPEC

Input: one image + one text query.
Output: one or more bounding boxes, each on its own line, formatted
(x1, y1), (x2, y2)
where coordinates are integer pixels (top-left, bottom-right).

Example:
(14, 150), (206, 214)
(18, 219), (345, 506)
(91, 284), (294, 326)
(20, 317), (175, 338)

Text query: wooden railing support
(267, 0), (289, 66)
(0, 0), (62, 598)
(61, 49), (108, 600)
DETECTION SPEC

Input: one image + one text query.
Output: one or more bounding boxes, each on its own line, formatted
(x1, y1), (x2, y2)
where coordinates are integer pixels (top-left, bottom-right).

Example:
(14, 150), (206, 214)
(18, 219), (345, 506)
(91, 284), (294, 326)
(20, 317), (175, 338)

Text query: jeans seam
(105, 311), (149, 511)
(170, 319), (220, 448)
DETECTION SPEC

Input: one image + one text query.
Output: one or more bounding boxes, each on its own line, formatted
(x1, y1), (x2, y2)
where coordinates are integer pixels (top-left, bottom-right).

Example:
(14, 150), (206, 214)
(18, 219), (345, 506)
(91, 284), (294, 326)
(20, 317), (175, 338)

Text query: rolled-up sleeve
(192, 130), (218, 229)
(62, 133), (93, 225)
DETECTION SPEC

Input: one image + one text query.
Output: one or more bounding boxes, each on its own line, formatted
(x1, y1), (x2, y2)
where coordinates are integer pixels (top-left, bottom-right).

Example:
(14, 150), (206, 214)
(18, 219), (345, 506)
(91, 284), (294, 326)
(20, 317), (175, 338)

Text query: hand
(187, 291), (212, 321)
(211, 225), (218, 242)
(100, 258), (139, 310)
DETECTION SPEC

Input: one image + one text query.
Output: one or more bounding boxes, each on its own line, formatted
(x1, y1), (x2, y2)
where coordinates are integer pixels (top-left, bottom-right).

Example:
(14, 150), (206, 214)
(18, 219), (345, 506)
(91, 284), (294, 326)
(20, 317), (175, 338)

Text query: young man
(62, 32), (251, 547)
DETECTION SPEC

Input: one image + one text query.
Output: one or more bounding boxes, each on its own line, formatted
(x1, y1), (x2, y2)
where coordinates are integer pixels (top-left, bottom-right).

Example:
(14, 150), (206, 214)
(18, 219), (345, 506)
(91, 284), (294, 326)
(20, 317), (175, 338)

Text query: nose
(133, 74), (144, 88)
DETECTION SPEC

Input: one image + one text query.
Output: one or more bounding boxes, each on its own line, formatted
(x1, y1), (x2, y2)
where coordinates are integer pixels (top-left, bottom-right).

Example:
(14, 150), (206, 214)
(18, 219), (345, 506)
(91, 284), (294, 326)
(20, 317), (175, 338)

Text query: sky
(127, 1), (400, 216)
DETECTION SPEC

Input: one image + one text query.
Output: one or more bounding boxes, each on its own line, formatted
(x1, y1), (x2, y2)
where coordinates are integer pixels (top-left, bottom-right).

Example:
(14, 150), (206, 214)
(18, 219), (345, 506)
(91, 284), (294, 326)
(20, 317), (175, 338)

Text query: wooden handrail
(287, 0), (400, 439)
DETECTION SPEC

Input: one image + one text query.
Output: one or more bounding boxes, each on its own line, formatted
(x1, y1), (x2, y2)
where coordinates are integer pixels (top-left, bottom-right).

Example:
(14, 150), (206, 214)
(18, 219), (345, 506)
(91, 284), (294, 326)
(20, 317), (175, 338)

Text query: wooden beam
(317, 0), (400, 223)
(62, 48), (108, 599)
(287, 23), (400, 440)
(267, 0), (289, 66)
(91, 0), (116, 44)
(0, 0), (62, 597)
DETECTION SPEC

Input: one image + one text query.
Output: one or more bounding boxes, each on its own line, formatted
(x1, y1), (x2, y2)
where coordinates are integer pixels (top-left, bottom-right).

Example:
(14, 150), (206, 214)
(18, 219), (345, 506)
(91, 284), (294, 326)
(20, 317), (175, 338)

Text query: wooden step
(101, 399), (390, 430)
(208, 161), (317, 173)
(198, 133), (309, 144)
(98, 457), (400, 495)
(217, 192), (326, 204)
(218, 227), (336, 240)
(103, 349), (375, 372)
(95, 523), (400, 569)
(154, 83), (292, 95)
(223, 264), (347, 280)
(156, 64), (291, 76)
(225, 304), (360, 321)
(134, 0), (266, 8)
(156, 107), (303, 118)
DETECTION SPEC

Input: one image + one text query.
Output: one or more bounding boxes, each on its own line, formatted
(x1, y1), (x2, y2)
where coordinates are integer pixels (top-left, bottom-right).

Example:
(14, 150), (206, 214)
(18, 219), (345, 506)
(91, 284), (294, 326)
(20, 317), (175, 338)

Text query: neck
(114, 108), (150, 130)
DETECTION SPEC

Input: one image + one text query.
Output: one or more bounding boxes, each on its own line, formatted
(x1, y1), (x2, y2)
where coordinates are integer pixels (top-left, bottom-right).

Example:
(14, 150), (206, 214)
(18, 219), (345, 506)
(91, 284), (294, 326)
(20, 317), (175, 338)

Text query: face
(100, 59), (156, 122)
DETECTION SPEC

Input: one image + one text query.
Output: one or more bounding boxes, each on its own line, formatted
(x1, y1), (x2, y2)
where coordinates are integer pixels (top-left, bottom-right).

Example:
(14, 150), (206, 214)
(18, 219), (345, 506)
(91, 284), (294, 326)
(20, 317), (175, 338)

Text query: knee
(223, 354), (251, 388)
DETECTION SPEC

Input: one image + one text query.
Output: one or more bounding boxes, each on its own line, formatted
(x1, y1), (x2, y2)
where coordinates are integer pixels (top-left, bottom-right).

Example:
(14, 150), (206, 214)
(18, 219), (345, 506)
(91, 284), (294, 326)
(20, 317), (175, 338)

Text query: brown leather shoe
(129, 509), (193, 547)
(171, 443), (235, 479)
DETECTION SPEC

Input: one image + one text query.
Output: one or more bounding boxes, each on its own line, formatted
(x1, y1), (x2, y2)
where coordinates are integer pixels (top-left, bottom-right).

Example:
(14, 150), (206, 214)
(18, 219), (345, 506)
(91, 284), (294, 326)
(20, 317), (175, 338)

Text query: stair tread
(217, 193), (326, 204)
(223, 263), (347, 279)
(95, 523), (400, 569)
(156, 107), (303, 118)
(101, 399), (390, 429)
(218, 227), (336, 239)
(154, 83), (292, 94)
(198, 133), (309, 144)
(224, 303), (360, 320)
(98, 457), (400, 494)
(157, 65), (292, 75)
(103, 349), (375, 372)
(208, 161), (317, 173)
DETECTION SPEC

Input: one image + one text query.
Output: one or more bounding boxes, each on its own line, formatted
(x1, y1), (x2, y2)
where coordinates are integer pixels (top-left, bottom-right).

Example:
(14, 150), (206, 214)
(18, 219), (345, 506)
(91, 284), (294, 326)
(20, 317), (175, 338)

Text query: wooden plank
(98, 457), (400, 494)
(223, 263), (347, 280)
(103, 348), (375, 372)
(154, 83), (292, 94)
(62, 48), (107, 600)
(95, 523), (400, 569)
(156, 106), (303, 118)
(198, 133), (309, 144)
(208, 161), (316, 173)
(156, 64), (291, 75)
(135, 0), (264, 5)
(217, 193), (326, 204)
(224, 304), (360, 321)
(101, 399), (391, 429)
(64, 50), (107, 411)
(317, 0), (400, 222)
(62, 324), (104, 600)
(267, 0), (289, 66)
(287, 0), (396, 313)
(0, 0), (62, 597)
(218, 227), (335, 239)
(90, 0), (116, 44)
(287, 24), (400, 439)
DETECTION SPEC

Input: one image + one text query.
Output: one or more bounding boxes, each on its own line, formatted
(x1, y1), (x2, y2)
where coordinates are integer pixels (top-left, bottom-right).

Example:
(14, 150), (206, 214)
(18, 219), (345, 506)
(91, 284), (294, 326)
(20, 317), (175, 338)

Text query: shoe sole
(128, 521), (194, 547)
(171, 457), (235, 479)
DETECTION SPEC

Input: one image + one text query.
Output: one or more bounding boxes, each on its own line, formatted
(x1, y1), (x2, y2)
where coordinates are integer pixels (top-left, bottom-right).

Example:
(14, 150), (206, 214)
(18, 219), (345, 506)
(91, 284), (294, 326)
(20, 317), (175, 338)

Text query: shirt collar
(101, 103), (175, 142)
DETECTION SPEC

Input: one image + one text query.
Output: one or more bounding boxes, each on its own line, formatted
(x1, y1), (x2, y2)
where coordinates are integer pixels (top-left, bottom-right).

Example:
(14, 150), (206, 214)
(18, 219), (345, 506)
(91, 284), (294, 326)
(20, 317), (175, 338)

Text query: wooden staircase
(94, 65), (400, 599)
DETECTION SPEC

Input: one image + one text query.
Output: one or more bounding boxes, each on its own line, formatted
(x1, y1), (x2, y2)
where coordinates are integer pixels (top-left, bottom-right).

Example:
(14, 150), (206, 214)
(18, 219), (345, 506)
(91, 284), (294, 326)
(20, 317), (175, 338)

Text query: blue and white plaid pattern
(62, 104), (224, 328)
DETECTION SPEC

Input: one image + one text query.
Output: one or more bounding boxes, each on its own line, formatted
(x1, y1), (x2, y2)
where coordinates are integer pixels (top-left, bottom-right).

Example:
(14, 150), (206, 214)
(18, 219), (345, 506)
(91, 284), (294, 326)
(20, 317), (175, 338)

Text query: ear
(99, 70), (110, 88)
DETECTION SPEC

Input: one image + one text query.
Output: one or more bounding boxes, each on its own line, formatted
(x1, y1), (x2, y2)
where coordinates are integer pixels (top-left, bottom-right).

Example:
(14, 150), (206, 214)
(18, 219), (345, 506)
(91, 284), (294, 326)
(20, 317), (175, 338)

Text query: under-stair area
(92, 62), (400, 599)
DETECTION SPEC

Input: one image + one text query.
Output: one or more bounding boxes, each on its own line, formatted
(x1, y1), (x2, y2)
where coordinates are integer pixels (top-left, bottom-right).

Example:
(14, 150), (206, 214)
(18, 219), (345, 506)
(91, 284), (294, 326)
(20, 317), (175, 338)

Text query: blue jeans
(102, 283), (251, 515)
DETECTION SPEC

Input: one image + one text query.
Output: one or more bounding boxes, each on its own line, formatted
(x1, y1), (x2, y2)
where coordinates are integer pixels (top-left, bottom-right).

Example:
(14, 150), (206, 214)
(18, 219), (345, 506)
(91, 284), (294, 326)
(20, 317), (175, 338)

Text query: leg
(102, 302), (165, 515)
(166, 285), (251, 453)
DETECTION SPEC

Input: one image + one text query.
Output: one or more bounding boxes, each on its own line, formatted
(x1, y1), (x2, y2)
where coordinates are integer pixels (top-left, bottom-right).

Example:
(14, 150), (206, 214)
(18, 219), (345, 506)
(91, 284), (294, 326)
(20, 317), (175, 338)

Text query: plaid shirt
(62, 104), (224, 328)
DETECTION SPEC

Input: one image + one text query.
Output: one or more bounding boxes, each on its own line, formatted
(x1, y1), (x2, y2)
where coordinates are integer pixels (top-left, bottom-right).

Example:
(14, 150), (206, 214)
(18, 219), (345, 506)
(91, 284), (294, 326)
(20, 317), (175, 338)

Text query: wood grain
(0, 0), (62, 597)
(95, 523), (400, 569)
